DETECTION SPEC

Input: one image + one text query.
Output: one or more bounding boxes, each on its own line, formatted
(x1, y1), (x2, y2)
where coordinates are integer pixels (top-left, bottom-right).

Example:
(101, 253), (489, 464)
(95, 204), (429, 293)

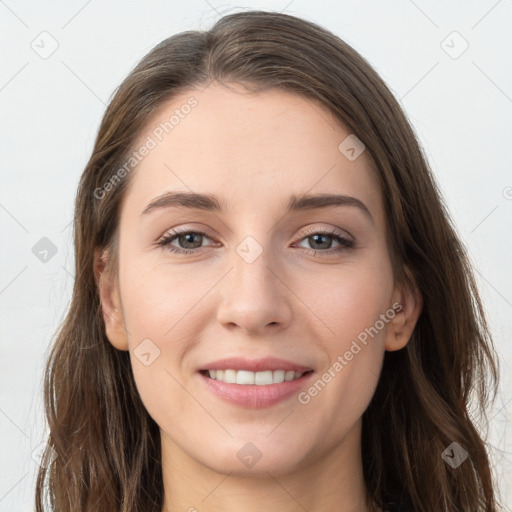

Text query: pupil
(312, 234), (330, 249)
(181, 233), (201, 248)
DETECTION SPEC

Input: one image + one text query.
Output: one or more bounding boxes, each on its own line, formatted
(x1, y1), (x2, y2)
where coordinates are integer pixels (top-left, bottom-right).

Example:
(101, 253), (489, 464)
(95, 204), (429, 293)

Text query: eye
(294, 227), (354, 255)
(156, 229), (215, 254)
(156, 227), (354, 255)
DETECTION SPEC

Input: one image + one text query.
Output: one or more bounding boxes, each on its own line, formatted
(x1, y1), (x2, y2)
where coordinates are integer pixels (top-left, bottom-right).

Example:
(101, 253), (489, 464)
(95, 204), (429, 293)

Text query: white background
(0, 1), (511, 510)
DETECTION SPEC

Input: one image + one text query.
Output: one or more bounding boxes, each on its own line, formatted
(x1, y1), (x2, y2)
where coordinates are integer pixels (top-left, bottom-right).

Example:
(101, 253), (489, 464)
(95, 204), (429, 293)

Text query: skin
(97, 82), (422, 512)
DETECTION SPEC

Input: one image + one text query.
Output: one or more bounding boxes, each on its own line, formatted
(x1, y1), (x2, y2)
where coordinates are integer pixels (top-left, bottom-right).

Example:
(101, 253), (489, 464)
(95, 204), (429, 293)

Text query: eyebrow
(141, 191), (373, 223)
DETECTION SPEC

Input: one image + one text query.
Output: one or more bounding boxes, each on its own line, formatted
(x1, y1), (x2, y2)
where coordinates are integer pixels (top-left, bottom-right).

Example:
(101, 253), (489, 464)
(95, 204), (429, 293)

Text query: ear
(385, 268), (423, 352)
(94, 247), (129, 351)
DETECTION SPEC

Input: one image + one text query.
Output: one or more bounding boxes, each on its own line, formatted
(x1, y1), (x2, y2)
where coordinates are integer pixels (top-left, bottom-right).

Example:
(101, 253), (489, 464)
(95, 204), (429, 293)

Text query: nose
(216, 246), (293, 336)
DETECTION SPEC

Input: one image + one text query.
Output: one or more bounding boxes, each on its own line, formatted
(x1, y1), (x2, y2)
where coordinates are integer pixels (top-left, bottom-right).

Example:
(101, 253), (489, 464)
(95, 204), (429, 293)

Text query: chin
(203, 453), (303, 477)
(192, 436), (310, 477)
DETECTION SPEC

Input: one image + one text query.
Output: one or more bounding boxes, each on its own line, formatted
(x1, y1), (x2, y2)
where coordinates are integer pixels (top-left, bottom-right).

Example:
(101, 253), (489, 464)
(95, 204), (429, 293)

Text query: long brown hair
(35, 10), (502, 512)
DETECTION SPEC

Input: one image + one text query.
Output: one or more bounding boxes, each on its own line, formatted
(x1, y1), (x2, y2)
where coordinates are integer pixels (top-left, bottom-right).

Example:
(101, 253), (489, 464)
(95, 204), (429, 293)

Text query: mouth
(197, 356), (315, 408)
(199, 368), (314, 385)
(197, 366), (315, 408)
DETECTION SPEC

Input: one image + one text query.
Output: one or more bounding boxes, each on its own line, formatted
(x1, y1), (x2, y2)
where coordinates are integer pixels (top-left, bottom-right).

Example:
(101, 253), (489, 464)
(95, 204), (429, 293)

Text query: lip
(199, 372), (314, 408)
(199, 357), (313, 373)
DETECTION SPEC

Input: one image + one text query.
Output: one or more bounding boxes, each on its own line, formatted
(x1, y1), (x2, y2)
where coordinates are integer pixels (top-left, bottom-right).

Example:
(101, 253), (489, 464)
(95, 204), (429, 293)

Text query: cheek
(120, 260), (216, 342)
(122, 274), (208, 442)
(293, 259), (395, 348)
(118, 263), (212, 421)
(290, 259), (393, 421)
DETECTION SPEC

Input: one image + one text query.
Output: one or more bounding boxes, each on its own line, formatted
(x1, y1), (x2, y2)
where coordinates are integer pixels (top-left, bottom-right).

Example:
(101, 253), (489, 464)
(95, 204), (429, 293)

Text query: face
(99, 82), (417, 478)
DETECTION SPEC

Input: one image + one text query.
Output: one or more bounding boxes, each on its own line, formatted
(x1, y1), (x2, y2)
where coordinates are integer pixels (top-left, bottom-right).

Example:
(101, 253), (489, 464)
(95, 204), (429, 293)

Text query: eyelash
(156, 226), (354, 256)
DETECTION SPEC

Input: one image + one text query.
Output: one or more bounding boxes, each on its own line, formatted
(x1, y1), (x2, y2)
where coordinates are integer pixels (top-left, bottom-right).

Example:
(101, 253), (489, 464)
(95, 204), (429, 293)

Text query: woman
(35, 10), (502, 512)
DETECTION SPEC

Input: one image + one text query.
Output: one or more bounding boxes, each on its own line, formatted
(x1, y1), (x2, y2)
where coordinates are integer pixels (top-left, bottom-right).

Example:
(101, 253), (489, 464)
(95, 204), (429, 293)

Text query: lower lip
(199, 371), (314, 409)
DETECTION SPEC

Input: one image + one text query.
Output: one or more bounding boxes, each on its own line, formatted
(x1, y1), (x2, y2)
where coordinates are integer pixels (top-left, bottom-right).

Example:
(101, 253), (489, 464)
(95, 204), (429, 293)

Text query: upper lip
(199, 357), (313, 373)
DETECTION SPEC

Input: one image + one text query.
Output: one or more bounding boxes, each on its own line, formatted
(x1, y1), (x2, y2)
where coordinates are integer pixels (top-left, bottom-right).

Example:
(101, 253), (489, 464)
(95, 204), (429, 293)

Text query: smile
(202, 369), (311, 385)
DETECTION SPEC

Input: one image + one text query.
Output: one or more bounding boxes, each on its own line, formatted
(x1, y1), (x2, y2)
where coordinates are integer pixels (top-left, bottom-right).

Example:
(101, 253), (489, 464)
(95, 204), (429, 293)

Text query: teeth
(285, 370), (295, 381)
(207, 369), (306, 385)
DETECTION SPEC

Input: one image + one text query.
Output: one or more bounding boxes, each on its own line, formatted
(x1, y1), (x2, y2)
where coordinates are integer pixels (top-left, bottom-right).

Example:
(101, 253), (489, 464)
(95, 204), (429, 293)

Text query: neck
(160, 420), (372, 512)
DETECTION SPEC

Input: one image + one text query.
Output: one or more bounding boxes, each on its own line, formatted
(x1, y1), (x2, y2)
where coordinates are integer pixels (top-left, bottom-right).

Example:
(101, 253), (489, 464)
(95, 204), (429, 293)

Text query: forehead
(123, 83), (383, 221)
